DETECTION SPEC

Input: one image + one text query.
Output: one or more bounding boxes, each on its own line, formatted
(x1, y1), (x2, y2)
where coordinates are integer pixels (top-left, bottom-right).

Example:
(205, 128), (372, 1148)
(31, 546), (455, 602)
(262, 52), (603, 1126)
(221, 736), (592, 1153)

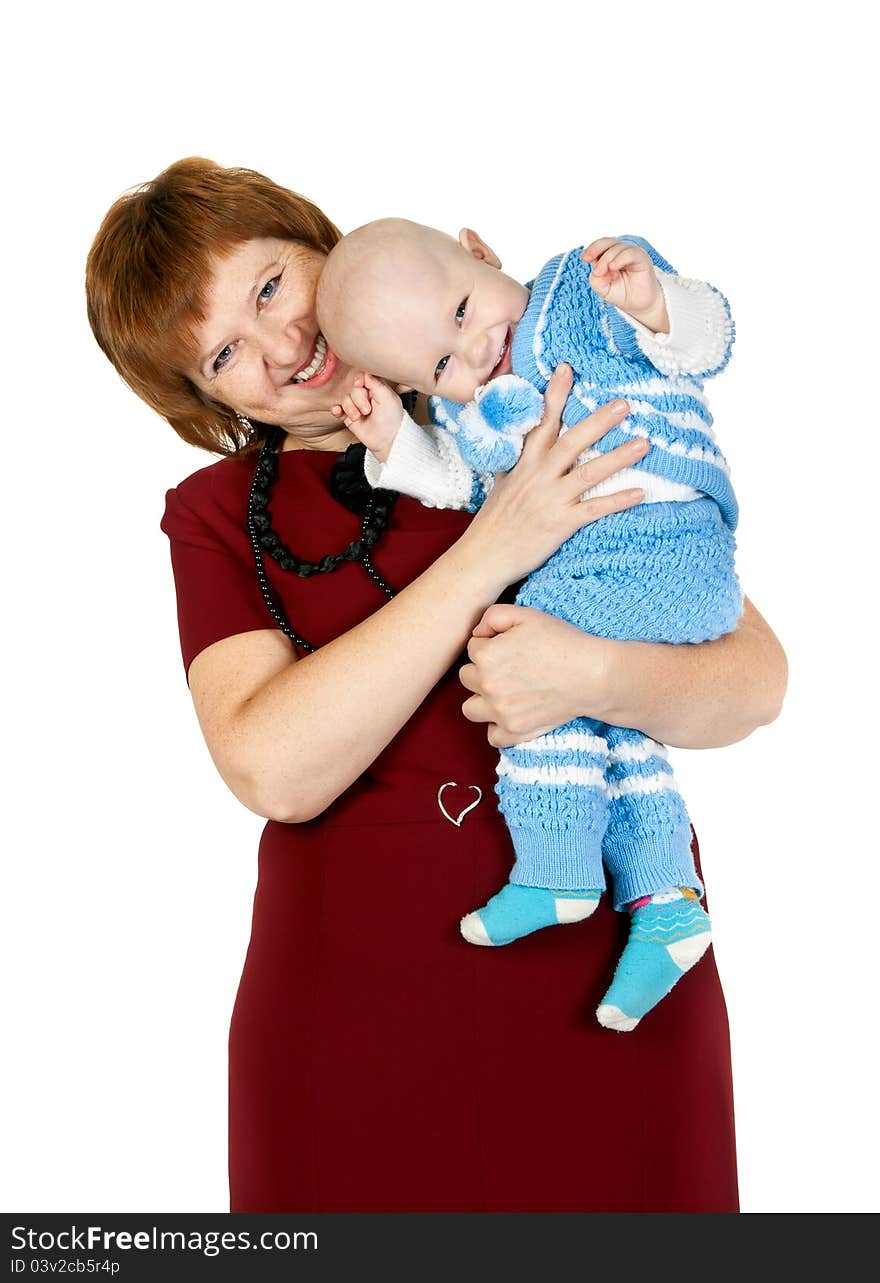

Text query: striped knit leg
(459, 719), (607, 947)
(601, 726), (701, 911)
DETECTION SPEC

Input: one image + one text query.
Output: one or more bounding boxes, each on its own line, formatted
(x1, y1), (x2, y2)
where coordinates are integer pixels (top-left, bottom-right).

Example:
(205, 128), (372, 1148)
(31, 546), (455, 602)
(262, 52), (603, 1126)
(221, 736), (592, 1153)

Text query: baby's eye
(213, 344), (233, 374)
(434, 355), (450, 379)
(455, 298), (467, 323)
(258, 274), (281, 304)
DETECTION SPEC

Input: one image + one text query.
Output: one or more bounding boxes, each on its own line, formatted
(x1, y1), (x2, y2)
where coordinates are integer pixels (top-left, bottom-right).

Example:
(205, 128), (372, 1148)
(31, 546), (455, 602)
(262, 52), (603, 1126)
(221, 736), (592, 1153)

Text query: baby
(316, 220), (741, 1031)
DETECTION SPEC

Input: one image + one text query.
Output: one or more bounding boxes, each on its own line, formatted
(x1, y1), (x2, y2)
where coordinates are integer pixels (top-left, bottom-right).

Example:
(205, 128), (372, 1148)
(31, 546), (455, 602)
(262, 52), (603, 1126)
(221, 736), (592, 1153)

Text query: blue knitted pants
(498, 499), (742, 910)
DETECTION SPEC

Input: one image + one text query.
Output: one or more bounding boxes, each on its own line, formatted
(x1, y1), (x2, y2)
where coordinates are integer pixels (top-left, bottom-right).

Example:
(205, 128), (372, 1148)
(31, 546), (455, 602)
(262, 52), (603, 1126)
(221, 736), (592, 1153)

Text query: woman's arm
(188, 373), (650, 823)
(459, 597), (787, 750)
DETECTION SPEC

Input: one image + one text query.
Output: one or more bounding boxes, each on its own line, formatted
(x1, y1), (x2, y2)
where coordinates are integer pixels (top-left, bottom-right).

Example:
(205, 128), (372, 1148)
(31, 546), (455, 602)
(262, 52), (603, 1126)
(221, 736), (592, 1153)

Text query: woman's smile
(288, 333), (339, 388)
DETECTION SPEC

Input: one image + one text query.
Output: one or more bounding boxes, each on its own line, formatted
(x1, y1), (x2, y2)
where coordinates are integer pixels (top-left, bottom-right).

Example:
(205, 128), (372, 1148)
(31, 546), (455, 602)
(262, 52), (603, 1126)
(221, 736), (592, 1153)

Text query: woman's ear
(394, 383), (414, 395)
(459, 228), (502, 270)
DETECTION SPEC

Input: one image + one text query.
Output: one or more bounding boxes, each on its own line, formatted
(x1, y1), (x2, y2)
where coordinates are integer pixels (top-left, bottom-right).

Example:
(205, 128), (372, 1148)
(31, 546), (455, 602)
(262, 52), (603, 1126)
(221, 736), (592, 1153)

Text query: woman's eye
(213, 344), (233, 374)
(258, 274), (281, 304)
(455, 299), (467, 323)
(435, 355), (450, 379)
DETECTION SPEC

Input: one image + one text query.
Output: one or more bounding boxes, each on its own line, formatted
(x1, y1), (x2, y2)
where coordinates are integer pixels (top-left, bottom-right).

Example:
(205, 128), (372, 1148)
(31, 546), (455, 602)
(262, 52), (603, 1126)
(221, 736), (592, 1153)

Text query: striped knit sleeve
(616, 271), (735, 379)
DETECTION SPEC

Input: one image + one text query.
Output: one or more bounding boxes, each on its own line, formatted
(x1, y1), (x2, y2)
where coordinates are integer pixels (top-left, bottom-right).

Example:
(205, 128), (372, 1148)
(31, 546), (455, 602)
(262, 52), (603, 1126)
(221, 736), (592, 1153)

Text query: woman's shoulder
(160, 446), (339, 551)
(161, 452), (255, 543)
(166, 451), (252, 508)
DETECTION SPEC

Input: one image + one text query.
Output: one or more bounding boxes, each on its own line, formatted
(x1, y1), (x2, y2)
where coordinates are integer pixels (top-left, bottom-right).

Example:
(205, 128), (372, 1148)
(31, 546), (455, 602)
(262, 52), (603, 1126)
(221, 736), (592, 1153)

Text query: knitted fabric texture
(390, 240), (742, 905)
(431, 237), (737, 529)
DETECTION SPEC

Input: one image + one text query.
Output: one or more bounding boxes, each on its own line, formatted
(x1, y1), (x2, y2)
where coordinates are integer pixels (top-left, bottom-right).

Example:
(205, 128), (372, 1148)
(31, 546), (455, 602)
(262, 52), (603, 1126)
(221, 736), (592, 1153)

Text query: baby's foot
(596, 890), (712, 1032)
(460, 884), (601, 947)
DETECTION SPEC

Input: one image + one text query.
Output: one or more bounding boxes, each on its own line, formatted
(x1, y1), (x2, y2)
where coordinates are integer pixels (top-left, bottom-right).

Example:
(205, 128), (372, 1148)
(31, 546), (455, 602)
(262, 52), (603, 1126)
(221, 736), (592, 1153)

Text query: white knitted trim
(617, 396), (710, 427)
(606, 773), (680, 800)
(571, 451), (702, 504)
(497, 761), (607, 789)
(515, 730), (609, 754)
(607, 737), (669, 764)
(663, 409), (716, 438)
(366, 411), (474, 510)
(615, 421), (731, 474)
(621, 271), (733, 377)
(570, 375), (699, 411)
(363, 446), (383, 489)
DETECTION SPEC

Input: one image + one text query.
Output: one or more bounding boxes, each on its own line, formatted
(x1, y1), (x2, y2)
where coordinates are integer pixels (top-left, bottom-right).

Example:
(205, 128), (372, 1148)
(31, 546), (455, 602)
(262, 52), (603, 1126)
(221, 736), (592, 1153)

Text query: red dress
(161, 447), (739, 1213)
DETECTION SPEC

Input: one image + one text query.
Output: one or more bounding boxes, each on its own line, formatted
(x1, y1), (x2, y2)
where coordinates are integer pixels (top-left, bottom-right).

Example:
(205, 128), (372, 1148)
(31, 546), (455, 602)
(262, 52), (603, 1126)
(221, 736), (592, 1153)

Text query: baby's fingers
(362, 373), (396, 408)
(349, 386), (373, 417)
(594, 244), (647, 279)
(339, 394), (363, 423)
(582, 237), (618, 263)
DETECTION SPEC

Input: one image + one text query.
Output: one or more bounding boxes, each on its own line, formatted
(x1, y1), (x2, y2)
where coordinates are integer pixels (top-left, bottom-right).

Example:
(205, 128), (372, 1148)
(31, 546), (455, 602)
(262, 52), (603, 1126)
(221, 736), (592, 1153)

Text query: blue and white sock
(596, 887), (712, 1031)
(460, 884), (601, 947)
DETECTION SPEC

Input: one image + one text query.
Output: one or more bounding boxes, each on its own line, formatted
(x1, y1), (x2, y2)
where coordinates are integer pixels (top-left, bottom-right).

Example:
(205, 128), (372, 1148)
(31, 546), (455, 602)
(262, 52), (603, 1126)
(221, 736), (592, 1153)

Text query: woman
(86, 158), (786, 1213)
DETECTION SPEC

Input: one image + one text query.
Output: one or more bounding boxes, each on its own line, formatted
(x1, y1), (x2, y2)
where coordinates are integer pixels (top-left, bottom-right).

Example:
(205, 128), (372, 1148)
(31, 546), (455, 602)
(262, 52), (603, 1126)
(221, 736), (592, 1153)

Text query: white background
(2, 0), (877, 1214)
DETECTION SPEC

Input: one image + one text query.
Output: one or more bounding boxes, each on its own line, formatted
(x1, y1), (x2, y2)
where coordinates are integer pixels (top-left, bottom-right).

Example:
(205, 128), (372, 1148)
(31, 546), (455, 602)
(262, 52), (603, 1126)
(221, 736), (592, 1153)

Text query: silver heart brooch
(437, 782), (483, 827)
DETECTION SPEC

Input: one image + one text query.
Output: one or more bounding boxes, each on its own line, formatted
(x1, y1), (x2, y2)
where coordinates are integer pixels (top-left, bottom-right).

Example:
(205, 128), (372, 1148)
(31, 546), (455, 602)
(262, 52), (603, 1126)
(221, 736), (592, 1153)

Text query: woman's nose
(262, 315), (304, 367)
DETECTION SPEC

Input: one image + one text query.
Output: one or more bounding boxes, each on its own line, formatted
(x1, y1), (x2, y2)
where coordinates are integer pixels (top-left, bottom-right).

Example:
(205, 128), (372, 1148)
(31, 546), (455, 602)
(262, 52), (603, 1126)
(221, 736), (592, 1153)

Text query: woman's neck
(280, 423), (358, 453)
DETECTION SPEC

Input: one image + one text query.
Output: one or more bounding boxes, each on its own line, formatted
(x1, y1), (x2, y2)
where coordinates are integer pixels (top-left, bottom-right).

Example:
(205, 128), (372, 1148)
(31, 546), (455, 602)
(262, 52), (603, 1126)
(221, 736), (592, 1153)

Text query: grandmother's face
(189, 238), (356, 435)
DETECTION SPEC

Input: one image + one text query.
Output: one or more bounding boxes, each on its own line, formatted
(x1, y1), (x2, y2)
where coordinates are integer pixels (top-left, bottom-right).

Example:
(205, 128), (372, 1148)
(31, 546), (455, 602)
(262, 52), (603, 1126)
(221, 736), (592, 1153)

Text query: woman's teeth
(493, 334), (509, 372)
(291, 335), (327, 383)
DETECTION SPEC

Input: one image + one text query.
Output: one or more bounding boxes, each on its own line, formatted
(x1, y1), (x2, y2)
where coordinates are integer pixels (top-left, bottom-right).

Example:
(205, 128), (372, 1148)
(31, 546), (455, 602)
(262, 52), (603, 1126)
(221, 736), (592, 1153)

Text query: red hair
(86, 157), (341, 455)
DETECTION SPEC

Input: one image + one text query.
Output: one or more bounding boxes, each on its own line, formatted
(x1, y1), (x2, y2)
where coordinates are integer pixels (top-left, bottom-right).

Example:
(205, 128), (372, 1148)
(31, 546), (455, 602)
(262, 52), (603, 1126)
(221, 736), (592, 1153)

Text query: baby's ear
(459, 228), (502, 270)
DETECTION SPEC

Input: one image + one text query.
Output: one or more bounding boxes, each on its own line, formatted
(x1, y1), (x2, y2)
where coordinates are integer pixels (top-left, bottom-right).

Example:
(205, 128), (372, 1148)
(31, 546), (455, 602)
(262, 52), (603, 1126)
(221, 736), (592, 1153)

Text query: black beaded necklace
(247, 424), (400, 653)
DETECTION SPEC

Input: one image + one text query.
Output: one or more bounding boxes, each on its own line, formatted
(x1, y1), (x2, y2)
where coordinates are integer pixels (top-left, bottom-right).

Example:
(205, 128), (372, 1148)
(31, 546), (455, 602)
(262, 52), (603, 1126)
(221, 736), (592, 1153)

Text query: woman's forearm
(193, 536), (509, 824)
(600, 597), (788, 749)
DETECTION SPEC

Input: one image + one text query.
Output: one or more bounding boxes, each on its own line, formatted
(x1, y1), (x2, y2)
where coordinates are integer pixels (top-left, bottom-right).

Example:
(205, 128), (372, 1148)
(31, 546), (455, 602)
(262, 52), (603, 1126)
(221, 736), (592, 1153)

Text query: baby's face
(319, 223), (530, 404)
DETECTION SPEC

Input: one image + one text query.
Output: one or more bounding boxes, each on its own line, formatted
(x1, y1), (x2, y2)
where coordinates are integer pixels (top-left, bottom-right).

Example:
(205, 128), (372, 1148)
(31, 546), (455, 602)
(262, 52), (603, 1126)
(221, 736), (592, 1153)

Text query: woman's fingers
(564, 436), (649, 500)
(458, 661), (479, 693)
(460, 692), (491, 724)
(471, 603), (523, 639)
(542, 362), (574, 423)
(551, 399), (631, 470)
(572, 486), (645, 528)
(521, 363), (574, 453)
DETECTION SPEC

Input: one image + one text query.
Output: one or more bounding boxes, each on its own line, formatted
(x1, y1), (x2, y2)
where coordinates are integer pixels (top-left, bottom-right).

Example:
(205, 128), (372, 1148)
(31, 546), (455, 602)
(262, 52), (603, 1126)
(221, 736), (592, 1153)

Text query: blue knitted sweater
(431, 238), (738, 530)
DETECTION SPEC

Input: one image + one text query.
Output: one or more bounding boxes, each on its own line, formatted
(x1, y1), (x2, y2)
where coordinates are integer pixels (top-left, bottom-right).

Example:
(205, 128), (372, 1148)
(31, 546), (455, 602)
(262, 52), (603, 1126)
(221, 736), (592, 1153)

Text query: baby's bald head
(316, 217), (529, 401)
(316, 219), (461, 378)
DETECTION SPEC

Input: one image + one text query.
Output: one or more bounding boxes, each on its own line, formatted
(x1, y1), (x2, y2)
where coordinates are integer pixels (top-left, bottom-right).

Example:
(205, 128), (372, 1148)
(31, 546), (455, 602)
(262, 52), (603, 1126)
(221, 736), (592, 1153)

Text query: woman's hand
(459, 364), (648, 594)
(460, 605), (611, 747)
(459, 597), (787, 752)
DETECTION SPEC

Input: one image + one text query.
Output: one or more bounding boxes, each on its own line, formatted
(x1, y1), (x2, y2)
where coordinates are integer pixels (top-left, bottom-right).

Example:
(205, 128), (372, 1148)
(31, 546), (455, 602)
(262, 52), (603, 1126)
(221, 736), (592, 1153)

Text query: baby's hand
(582, 238), (667, 331)
(331, 373), (403, 463)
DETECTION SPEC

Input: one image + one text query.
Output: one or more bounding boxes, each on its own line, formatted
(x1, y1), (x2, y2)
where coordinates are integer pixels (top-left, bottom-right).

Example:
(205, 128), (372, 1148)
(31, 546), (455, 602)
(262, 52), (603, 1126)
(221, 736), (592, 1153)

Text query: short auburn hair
(86, 157), (341, 456)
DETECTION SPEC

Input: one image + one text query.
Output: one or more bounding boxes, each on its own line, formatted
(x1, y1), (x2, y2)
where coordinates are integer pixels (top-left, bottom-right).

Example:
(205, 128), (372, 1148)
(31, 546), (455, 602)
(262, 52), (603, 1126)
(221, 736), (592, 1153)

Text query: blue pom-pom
(457, 375), (544, 474)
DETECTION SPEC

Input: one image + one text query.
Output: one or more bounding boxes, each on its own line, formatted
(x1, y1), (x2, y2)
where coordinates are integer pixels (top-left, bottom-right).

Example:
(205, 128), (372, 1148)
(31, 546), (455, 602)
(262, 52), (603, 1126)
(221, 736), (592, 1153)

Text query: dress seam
(469, 850), (489, 1212)
(307, 856), (326, 1211)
